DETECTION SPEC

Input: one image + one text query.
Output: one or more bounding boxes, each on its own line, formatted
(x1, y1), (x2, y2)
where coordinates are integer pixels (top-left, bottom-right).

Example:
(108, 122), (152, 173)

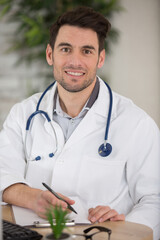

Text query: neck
(57, 80), (96, 118)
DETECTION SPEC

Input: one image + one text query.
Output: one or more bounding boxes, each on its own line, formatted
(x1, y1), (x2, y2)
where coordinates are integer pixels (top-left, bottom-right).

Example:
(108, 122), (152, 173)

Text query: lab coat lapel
(63, 108), (100, 149)
(64, 79), (116, 149)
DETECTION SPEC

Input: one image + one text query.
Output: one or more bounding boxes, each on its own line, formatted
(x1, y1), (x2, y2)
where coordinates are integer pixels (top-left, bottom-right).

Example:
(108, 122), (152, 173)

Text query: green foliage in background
(0, 0), (123, 66)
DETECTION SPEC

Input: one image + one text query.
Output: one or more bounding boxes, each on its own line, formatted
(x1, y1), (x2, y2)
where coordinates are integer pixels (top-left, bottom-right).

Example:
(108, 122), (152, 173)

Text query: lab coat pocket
(77, 156), (126, 203)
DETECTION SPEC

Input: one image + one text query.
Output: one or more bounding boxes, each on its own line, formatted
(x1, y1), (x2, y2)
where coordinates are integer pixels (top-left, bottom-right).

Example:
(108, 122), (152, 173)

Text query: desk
(2, 205), (153, 240)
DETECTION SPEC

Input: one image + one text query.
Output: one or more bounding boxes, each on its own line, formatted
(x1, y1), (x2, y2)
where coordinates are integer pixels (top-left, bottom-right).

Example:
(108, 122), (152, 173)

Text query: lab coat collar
(40, 81), (57, 120)
(39, 77), (116, 123)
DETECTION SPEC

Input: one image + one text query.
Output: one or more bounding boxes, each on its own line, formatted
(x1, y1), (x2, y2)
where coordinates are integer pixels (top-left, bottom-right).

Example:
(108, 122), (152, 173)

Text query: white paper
(12, 197), (90, 226)
(12, 205), (47, 226)
(68, 196), (90, 224)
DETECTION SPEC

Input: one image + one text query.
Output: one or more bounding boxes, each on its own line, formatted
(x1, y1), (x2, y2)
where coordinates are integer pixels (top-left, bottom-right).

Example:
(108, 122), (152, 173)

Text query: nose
(67, 50), (83, 68)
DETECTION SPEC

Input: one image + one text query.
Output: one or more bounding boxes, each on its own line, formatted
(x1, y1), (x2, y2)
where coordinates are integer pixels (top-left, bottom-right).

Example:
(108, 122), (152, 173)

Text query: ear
(46, 44), (53, 66)
(97, 49), (105, 69)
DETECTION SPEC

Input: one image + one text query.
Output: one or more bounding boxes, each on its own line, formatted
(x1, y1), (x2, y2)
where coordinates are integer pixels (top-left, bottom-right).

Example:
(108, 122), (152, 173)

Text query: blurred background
(0, 0), (160, 129)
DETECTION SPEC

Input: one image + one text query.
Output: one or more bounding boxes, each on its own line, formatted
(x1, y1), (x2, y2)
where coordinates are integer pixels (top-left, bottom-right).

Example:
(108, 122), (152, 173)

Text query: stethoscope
(25, 79), (113, 160)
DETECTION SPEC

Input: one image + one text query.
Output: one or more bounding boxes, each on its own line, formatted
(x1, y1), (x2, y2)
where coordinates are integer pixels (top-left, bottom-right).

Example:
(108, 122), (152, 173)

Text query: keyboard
(3, 219), (43, 240)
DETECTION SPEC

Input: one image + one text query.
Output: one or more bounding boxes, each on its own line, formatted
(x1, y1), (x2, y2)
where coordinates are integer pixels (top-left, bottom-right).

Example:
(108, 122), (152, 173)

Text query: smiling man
(46, 25), (105, 117)
(0, 7), (160, 240)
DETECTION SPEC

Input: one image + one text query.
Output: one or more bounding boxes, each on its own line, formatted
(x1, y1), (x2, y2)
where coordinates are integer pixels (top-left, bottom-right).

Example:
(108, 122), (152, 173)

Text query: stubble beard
(53, 67), (98, 93)
(56, 76), (96, 93)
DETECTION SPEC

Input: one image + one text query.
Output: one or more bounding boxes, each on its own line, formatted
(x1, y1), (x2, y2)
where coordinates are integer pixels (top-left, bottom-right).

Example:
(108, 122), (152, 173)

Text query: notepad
(12, 197), (91, 226)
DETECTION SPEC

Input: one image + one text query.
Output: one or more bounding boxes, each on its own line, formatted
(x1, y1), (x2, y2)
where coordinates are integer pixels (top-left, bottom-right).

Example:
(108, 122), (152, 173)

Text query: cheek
(86, 60), (99, 71)
(53, 57), (67, 69)
(53, 59), (63, 72)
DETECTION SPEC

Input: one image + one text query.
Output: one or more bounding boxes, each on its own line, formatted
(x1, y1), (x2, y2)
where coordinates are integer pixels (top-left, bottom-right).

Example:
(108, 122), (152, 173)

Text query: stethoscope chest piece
(98, 143), (112, 157)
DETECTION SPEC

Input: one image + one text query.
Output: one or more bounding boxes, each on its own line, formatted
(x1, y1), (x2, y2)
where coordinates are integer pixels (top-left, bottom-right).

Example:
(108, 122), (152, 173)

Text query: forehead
(54, 25), (99, 48)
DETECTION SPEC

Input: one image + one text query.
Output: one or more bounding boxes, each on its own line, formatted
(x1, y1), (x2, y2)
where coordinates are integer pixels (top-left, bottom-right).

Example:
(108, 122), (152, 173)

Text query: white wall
(102, 0), (160, 127)
(0, 0), (160, 128)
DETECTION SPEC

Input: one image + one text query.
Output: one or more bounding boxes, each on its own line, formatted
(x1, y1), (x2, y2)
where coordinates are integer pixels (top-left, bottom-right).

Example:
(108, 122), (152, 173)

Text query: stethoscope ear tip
(98, 143), (112, 157)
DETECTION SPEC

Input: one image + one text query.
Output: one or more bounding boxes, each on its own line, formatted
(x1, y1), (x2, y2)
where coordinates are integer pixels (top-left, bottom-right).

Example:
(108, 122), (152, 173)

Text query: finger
(88, 206), (103, 221)
(37, 191), (76, 217)
(36, 206), (48, 219)
(34, 199), (50, 218)
(98, 209), (119, 222)
(110, 214), (125, 221)
(32, 191), (65, 218)
(43, 191), (68, 208)
(88, 208), (94, 214)
(88, 206), (111, 223)
(89, 205), (110, 217)
(58, 193), (75, 205)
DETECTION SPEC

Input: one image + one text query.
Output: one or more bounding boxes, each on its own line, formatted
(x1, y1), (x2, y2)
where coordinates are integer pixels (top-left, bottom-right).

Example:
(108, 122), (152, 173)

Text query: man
(0, 6), (160, 239)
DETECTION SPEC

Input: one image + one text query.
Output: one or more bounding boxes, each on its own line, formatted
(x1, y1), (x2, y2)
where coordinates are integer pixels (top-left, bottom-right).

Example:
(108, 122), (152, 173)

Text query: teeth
(67, 71), (84, 76)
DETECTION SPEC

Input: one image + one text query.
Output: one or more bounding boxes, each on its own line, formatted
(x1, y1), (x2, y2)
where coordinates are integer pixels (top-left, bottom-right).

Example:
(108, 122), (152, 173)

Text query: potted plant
(43, 205), (71, 240)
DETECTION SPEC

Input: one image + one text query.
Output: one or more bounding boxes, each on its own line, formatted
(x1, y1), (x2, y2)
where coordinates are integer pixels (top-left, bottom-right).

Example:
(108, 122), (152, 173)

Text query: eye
(61, 47), (71, 53)
(83, 49), (92, 55)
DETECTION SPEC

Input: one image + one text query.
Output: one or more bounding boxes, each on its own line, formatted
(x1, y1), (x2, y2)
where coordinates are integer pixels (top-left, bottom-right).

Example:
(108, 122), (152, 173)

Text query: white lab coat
(0, 78), (160, 239)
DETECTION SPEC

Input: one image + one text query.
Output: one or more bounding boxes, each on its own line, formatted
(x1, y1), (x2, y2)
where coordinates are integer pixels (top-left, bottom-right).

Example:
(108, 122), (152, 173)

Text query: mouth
(65, 71), (85, 77)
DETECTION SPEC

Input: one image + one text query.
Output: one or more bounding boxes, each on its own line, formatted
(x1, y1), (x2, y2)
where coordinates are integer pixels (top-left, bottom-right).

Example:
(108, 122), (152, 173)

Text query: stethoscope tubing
(36, 82), (56, 111)
(103, 81), (113, 142)
(25, 79), (113, 159)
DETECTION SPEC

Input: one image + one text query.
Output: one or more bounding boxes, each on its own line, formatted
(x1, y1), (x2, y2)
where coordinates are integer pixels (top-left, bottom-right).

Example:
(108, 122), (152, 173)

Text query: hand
(88, 205), (125, 223)
(32, 190), (75, 219)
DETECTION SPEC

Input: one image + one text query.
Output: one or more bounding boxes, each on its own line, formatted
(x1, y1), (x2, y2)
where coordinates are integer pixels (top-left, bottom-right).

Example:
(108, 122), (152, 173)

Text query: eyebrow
(57, 42), (72, 48)
(57, 42), (96, 51)
(82, 45), (96, 51)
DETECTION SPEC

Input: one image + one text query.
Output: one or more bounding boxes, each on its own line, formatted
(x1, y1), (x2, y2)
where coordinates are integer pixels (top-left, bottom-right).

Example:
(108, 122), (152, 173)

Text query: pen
(42, 182), (77, 214)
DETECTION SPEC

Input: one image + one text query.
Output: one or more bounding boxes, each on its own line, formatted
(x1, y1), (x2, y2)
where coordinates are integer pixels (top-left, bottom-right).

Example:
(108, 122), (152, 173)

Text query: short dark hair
(49, 6), (111, 53)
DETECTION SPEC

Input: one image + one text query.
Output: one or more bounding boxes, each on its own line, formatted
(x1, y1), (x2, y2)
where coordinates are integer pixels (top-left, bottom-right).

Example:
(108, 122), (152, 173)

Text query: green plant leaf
(46, 205), (69, 239)
(0, 4), (11, 19)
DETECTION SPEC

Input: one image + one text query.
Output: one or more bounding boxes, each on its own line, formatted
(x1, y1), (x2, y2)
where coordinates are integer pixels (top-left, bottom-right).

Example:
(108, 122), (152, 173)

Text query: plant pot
(43, 232), (72, 240)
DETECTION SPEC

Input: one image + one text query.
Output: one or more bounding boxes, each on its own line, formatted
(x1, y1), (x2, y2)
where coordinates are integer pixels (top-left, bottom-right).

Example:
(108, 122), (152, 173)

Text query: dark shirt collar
(53, 78), (100, 113)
